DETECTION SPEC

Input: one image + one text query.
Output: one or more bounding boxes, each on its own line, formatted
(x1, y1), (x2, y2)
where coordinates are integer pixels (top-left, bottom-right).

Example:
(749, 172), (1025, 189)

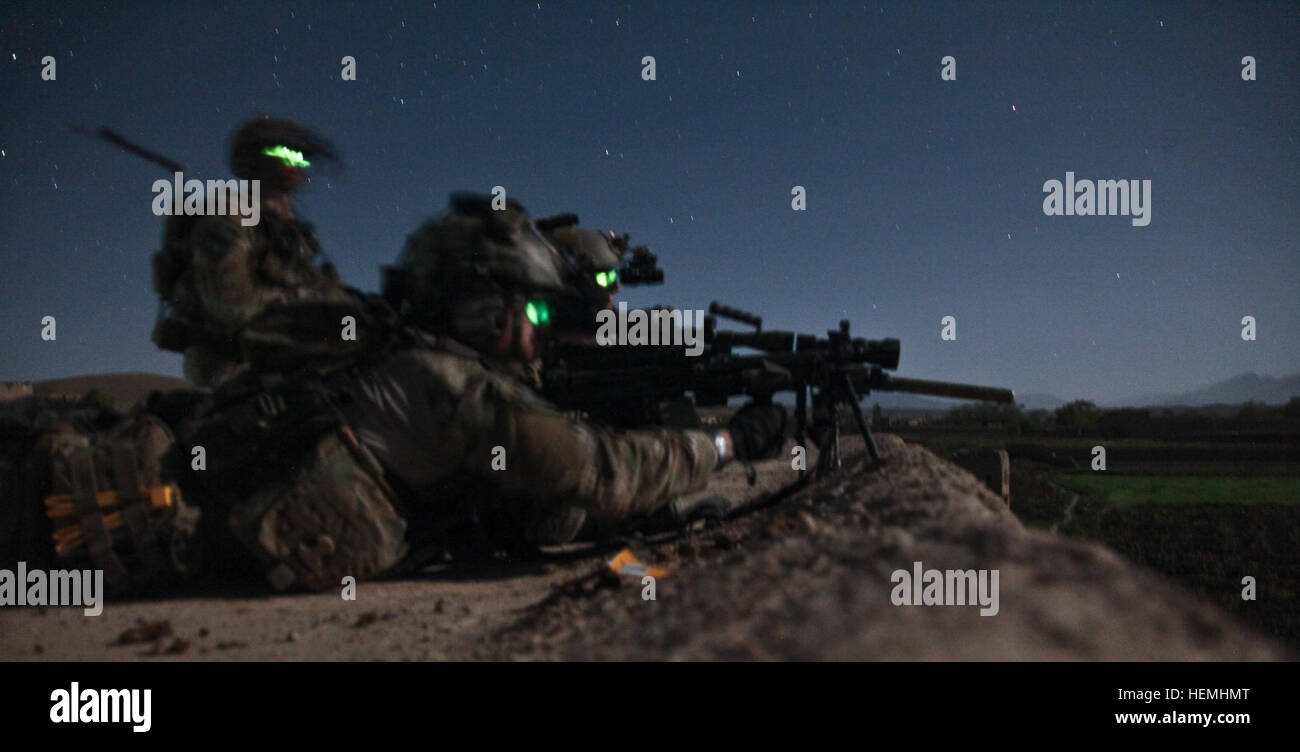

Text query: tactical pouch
(225, 426), (408, 592)
(41, 414), (201, 591)
(192, 382), (408, 592)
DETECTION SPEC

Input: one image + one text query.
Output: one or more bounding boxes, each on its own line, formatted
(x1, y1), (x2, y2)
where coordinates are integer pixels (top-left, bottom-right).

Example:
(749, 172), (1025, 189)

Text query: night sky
(1, 1), (1296, 405)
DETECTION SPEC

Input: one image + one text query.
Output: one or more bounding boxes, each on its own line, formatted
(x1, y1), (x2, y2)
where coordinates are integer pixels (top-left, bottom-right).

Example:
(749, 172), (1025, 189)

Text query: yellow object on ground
(607, 548), (671, 579)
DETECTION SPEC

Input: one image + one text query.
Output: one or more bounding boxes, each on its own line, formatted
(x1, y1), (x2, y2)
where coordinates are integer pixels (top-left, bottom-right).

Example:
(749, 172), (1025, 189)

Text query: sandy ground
(0, 434), (1287, 661)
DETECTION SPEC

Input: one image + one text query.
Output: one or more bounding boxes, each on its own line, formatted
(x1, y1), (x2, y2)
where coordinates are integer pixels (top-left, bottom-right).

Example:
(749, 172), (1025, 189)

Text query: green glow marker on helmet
(525, 300), (552, 327)
(595, 269), (618, 288)
(263, 144), (311, 168)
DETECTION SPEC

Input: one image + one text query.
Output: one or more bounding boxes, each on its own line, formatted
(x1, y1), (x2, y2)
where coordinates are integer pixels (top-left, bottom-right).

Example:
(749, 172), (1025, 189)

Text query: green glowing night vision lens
(525, 300), (552, 327)
(263, 145), (311, 168)
(594, 270), (618, 288)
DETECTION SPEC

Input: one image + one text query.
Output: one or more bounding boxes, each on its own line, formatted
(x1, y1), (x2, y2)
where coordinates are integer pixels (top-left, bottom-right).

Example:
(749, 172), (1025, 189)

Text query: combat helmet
(385, 193), (574, 346)
(537, 213), (624, 285)
(537, 213), (664, 294)
(228, 115), (337, 191)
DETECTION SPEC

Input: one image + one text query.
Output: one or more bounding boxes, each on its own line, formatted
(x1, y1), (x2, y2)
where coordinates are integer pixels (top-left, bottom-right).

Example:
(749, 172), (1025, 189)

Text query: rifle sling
(111, 443), (167, 575)
(69, 448), (128, 582)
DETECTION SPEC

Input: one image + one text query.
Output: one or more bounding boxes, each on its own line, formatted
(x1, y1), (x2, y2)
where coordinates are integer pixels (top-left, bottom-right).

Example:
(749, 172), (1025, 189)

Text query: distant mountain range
(27, 372), (189, 408)
(1109, 372), (1300, 408)
(872, 372), (1300, 412)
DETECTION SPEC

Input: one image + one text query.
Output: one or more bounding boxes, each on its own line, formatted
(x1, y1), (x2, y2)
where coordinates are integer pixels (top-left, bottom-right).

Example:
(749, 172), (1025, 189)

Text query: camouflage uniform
(159, 193), (728, 582)
(151, 117), (349, 389)
(360, 194), (722, 547)
(332, 342), (719, 546)
(156, 211), (349, 388)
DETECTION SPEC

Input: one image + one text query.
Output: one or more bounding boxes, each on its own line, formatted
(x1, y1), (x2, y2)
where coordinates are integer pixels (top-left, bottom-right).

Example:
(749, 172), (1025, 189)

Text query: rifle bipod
(798, 379), (883, 480)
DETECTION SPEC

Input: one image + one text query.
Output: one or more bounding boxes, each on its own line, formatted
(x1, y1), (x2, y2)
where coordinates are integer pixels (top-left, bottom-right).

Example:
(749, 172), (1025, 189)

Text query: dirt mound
(492, 435), (1285, 660)
(33, 373), (189, 408)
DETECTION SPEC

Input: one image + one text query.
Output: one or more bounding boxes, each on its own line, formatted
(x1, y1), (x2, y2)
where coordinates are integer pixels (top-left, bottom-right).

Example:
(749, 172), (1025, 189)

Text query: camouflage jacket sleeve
(342, 348), (720, 525)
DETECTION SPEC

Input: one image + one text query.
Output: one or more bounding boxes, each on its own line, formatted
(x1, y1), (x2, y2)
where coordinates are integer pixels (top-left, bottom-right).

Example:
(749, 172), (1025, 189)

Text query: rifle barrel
(71, 124), (185, 173)
(872, 373), (1014, 404)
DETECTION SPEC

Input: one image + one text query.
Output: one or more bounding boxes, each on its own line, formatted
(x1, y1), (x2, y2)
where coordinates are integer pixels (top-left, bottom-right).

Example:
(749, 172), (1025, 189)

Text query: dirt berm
(490, 434), (1285, 660)
(0, 434), (1285, 660)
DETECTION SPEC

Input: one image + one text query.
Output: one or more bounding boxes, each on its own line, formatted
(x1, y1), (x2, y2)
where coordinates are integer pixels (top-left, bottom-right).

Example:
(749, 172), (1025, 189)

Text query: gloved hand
(725, 403), (787, 462)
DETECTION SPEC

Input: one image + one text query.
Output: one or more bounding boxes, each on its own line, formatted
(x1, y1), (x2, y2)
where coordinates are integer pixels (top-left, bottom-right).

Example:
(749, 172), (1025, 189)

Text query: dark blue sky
(2, 1), (1296, 404)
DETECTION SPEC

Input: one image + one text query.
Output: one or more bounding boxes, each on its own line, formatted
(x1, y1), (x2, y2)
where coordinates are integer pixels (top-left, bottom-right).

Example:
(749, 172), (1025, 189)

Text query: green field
(1052, 473), (1300, 505)
(1096, 461), (1300, 476)
(897, 433), (1300, 464)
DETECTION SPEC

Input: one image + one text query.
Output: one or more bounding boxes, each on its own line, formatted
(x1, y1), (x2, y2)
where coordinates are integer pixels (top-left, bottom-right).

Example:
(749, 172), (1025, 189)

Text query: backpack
(150, 213), (206, 353)
(2, 381), (410, 595)
(0, 394), (202, 591)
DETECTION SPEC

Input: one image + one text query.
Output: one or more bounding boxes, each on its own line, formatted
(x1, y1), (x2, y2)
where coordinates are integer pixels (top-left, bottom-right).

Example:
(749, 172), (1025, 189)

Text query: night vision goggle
(525, 300), (553, 327)
(594, 269), (618, 288)
(263, 144), (311, 168)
